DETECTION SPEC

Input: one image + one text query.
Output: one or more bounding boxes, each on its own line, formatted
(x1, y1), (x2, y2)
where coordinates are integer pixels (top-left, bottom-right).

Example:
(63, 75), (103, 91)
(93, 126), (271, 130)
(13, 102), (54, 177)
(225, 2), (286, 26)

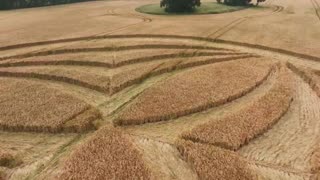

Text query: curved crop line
(98, 9), (152, 37)
(287, 62), (320, 97)
(110, 54), (259, 95)
(249, 159), (316, 178)
(115, 61), (273, 126)
(181, 66), (294, 151)
(214, 39), (320, 62)
(184, 100), (292, 151)
(102, 11), (153, 22)
(114, 52), (248, 67)
(310, 0), (320, 21)
(0, 44), (231, 61)
(207, 4), (284, 39)
(173, 54), (260, 70)
(0, 52), (250, 68)
(0, 34), (318, 63)
(0, 71), (110, 94)
(0, 34), (239, 51)
(62, 108), (102, 133)
(286, 63), (310, 82)
(110, 62), (163, 95)
(273, 5), (284, 13)
(91, 9), (153, 37)
(0, 55), (257, 96)
(208, 18), (247, 39)
(315, 0), (320, 9)
(0, 60), (113, 68)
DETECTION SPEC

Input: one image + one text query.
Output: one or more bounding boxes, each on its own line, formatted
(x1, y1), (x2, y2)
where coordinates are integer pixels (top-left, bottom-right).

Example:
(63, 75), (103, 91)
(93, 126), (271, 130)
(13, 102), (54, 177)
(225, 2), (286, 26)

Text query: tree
(160, 0), (201, 13)
(256, 0), (266, 6)
(0, 0), (92, 9)
(0, 0), (14, 9)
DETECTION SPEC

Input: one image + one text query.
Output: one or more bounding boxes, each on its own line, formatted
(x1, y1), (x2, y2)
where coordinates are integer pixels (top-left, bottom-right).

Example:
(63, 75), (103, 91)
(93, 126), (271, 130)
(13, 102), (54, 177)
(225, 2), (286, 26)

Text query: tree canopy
(0, 0), (93, 10)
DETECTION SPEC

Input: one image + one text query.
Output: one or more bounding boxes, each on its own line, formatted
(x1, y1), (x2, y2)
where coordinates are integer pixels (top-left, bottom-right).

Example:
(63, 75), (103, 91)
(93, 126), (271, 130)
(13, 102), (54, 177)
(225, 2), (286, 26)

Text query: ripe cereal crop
(58, 127), (151, 180)
(182, 66), (293, 150)
(115, 59), (274, 125)
(1, 3), (319, 178)
(0, 78), (100, 133)
(176, 140), (257, 180)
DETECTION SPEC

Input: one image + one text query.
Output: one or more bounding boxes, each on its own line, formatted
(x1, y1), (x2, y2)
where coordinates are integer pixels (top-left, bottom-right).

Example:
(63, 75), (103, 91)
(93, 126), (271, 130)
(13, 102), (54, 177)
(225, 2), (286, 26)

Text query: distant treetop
(0, 0), (94, 10)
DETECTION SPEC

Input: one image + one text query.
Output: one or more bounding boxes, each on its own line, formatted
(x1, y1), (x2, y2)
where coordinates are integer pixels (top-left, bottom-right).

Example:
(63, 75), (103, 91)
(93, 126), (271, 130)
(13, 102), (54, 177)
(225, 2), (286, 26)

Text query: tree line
(0, 0), (93, 10)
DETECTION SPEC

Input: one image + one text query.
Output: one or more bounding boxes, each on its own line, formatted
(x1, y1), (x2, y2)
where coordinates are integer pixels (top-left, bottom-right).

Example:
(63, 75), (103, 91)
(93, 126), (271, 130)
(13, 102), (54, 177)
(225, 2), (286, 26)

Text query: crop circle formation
(1, 1), (320, 179)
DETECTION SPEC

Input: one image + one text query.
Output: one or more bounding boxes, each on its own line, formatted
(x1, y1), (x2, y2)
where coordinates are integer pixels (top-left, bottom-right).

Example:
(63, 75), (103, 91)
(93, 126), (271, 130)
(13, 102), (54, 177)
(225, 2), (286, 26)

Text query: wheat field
(0, 0), (320, 179)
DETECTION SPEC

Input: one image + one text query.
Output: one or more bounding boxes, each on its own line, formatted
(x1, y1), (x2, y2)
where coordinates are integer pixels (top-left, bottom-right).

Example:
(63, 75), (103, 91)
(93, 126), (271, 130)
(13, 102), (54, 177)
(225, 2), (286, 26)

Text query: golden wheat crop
(110, 55), (257, 94)
(176, 140), (257, 180)
(182, 66), (293, 150)
(0, 78), (100, 133)
(0, 67), (110, 93)
(115, 59), (273, 125)
(0, 0), (319, 178)
(58, 126), (151, 180)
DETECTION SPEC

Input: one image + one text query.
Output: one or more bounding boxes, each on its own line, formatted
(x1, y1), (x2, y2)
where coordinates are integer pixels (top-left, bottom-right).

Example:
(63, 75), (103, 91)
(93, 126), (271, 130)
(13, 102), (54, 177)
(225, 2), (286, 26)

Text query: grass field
(0, 0), (320, 179)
